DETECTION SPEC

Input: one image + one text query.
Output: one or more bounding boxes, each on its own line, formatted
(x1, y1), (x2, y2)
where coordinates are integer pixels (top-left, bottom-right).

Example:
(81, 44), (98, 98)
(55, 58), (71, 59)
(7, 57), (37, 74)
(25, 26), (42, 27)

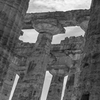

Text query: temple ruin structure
(0, 0), (100, 100)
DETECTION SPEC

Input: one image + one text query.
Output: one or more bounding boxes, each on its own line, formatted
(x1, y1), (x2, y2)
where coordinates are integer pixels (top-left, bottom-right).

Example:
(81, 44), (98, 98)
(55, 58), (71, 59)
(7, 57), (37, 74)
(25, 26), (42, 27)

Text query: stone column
(63, 53), (83, 100)
(63, 70), (75, 100)
(60, 36), (84, 100)
(16, 19), (65, 100)
(77, 0), (100, 100)
(0, 56), (20, 100)
(0, 0), (29, 51)
(11, 55), (28, 100)
(47, 68), (68, 100)
(0, 0), (30, 99)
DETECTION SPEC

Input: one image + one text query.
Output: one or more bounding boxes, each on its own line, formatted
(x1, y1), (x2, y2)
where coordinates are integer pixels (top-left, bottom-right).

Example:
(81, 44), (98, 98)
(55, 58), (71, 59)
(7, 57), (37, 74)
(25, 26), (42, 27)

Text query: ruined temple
(0, 0), (100, 100)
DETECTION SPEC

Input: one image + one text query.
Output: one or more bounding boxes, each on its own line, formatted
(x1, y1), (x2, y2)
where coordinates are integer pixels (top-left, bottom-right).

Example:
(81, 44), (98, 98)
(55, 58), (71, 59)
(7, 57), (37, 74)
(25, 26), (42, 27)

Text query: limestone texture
(76, 0), (100, 100)
(46, 74), (64, 100)
(2, 0), (100, 100)
(23, 9), (90, 31)
(61, 36), (84, 100)
(0, 0), (30, 100)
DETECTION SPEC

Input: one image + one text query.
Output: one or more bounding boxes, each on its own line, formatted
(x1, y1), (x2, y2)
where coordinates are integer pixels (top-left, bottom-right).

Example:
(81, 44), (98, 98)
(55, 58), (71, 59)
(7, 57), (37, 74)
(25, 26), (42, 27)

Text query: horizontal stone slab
(22, 9), (90, 30)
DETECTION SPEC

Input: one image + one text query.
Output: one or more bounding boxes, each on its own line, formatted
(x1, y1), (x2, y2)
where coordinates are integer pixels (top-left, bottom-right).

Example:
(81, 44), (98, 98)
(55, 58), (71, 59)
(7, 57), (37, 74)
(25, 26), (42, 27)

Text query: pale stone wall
(46, 74), (64, 100)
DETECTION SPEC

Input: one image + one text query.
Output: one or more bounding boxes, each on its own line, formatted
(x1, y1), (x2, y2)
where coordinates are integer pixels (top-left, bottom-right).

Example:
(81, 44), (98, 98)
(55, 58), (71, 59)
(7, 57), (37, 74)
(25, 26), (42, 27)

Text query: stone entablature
(15, 36), (84, 53)
(23, 9), (90, 31)
(0, 0), (30, 100)
(14, 36), (84, 72)
(14, 36), (84, 58)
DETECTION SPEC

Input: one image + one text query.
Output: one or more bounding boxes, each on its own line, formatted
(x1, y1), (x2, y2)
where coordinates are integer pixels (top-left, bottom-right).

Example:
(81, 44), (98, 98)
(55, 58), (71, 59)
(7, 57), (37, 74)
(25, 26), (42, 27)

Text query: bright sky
(10, 0), (92, 100)
(27, 0), (91, 13)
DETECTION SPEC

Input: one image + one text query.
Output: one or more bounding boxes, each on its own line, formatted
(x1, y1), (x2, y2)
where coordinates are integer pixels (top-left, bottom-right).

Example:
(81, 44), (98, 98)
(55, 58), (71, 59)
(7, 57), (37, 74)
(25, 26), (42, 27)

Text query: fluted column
(0, 0), (30, 99)
(0, 0), (29, 51)
(11, 55), (28, 100)
(47, 68), (68, 100)
(77, 0), (100, 100)
(16, 19), (65, 100)
(0, 54), (28, 100)
(0, 56), (20, 100)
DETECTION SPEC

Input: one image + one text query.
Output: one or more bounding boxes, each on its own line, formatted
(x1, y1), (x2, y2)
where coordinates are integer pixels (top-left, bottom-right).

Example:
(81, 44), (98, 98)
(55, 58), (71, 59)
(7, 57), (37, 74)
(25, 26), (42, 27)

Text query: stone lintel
(23, 9), (90, 32)
(48, 66), (69, 76)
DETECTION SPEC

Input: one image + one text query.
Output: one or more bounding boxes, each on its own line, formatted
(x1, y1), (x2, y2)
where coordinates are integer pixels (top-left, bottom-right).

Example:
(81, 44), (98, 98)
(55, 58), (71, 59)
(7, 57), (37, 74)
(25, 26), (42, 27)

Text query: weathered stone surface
(60, 36), (84, 100)
(14, 40), (35, 57)
(0, 48), (10, 89)
(3, 1), (100, 99)
(32, 19), (65, 35)
(0, 0), (30, 99)
(76, 0), (100, 100)
(23, 10), (90, 31)
(0, 0), (29, 51)
(63, 53), (83, 100)
(0, 1), (97, 99)
(47, 46), (72, 100)
(47, 54), (70, 100)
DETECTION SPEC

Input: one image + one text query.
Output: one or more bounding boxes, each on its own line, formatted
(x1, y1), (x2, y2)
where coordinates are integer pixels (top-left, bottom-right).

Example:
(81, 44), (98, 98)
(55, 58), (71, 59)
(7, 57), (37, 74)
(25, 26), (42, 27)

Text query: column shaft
(0, 0), (30, 99)
(0, 0), (29, 51)
(47, 75), (64, 100)
(63, 73), (75, 100)
(77, 0), (100, 100)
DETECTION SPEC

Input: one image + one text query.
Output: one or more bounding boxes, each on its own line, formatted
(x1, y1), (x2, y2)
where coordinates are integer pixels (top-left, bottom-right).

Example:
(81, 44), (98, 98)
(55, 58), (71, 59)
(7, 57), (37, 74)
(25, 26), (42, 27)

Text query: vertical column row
(0, 0), (29, 51)
(63, 53), (83, 100)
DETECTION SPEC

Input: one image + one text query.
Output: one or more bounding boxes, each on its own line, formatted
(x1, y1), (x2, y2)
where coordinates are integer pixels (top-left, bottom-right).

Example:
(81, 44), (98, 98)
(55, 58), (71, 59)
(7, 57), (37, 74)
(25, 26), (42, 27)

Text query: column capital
(32, 19), (65, 35)
(48, 65), (69, 76)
